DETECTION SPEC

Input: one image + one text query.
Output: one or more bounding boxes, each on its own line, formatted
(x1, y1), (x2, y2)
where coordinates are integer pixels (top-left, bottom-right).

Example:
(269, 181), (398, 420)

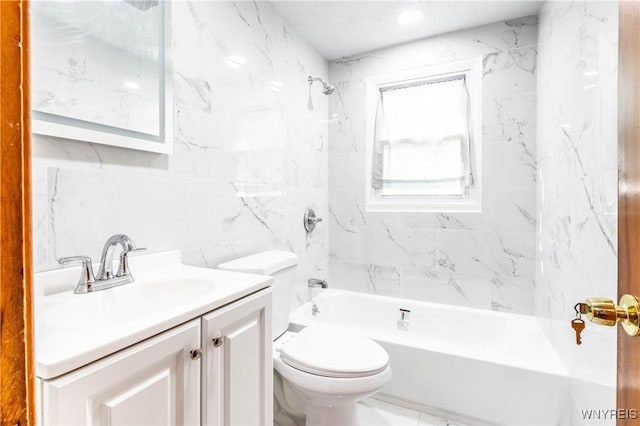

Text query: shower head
(309, 76), (335, 95)
(322, 82), (335, 95)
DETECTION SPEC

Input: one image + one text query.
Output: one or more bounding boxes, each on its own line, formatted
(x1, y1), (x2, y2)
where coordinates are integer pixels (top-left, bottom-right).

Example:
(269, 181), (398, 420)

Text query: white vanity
(35, 251), (273, 425)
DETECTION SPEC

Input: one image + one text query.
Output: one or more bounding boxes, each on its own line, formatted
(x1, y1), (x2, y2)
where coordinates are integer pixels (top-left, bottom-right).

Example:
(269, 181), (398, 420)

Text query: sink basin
(43, 279), (215, 329)
(35, 250), (273, 379)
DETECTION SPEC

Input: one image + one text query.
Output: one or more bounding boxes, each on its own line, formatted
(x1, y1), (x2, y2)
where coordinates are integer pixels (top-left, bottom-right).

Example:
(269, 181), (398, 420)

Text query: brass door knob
(577, 294), (640, 336)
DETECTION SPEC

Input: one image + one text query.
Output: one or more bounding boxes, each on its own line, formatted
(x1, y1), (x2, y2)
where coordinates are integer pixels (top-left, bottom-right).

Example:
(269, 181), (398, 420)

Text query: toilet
(218, 250), (391, 426)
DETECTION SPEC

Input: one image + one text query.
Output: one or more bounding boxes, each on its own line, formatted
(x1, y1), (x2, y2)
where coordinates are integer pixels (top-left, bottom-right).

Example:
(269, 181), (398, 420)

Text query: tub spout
(308, 278), (328, 289)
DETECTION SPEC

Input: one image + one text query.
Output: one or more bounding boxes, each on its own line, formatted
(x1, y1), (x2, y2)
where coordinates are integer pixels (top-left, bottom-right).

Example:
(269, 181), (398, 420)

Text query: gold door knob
(577, 294), (640, 336)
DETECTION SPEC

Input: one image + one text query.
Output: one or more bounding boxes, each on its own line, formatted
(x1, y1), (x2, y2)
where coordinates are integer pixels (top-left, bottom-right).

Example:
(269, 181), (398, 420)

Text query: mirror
(31, 0), (173, 154)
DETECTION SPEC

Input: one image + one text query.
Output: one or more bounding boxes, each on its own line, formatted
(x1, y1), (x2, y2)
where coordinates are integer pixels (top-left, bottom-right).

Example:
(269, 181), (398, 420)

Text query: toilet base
(305, 404), (358, 426)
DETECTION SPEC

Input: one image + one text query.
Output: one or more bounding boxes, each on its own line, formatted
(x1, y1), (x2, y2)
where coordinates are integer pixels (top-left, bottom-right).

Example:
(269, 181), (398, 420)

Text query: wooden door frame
(0, 0), (35, 425)
(619, 1), (640, 424)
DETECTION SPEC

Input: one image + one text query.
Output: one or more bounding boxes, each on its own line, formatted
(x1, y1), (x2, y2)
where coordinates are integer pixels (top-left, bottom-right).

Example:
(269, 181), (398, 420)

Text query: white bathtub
(288, 289), (570, 425)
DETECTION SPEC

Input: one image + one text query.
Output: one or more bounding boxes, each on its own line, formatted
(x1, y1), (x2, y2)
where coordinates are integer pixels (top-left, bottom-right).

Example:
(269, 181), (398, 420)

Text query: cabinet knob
(212, 334), (224, 347)
(189, 347), (202, 360)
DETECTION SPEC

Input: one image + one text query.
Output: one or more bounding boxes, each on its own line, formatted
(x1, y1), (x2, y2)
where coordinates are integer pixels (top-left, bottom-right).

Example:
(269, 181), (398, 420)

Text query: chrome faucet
(96, 234), (141, 280)
(58, 234), (146, 294)
(308, 278), (328, 289)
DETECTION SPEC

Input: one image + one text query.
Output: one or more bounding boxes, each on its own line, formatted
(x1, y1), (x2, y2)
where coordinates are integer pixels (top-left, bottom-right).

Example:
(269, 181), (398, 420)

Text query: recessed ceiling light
(397, 9), (423, 25)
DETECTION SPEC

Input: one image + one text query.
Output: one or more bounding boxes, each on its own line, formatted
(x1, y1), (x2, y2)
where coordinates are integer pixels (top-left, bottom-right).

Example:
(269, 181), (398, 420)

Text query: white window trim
(364, 57), (483, 213)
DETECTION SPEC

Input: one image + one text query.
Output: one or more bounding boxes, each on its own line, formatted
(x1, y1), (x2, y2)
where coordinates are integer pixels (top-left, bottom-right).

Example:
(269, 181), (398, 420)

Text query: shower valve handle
(303, 208), (323, 233)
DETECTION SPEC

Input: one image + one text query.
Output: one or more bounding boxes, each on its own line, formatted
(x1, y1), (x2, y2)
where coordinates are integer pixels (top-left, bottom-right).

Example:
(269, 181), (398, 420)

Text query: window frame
(364, 57), (483, 213)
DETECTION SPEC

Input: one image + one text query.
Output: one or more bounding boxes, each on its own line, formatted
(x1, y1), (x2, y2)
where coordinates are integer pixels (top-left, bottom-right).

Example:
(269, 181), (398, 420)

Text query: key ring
(574, 303), (582, 319)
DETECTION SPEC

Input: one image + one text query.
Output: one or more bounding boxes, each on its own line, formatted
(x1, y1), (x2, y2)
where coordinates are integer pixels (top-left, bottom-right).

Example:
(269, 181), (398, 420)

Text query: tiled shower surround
(536, 1), (618, 421)
(327, 18), (538, 314)
(31, 1), (330, 305)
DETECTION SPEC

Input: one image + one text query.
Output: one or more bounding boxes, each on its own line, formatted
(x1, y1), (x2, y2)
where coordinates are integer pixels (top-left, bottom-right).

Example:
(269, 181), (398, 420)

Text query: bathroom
(0, 0), (633, 425)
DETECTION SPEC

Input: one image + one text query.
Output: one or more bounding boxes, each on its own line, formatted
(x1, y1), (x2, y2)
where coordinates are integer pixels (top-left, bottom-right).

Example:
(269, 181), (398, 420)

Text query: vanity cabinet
(40, 319), (201, 425)
(202, 289), (273, 425)
(39, 288), (272, 425)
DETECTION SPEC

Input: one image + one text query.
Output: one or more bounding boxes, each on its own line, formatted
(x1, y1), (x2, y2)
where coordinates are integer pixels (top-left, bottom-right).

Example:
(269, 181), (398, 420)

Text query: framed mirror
(31, 0), (173, 154)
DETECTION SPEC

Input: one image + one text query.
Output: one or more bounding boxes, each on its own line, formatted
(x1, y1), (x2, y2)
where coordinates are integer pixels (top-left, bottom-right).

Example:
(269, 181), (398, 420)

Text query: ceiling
(271, 1), (543, 60)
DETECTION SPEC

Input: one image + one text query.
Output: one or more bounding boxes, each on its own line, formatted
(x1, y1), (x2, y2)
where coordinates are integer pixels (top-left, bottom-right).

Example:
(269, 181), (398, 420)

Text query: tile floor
(357, 398), (463, 426)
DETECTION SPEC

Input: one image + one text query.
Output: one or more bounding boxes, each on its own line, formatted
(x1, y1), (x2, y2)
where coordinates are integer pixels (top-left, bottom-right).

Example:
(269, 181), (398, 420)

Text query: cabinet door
(202, 289), (272, 425)
(41, 319), (201, 425)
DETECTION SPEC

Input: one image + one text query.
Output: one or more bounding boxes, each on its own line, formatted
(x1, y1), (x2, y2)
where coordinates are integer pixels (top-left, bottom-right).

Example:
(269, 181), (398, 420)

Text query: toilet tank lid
(217, 250), (298, 275)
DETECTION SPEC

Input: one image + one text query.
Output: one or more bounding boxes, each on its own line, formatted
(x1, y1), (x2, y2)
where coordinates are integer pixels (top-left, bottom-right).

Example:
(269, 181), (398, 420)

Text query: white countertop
(35, 251), (272, 379)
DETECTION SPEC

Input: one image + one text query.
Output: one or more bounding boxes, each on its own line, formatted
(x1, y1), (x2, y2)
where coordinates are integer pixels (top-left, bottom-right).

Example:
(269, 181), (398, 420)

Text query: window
(365, 58), (482, 212)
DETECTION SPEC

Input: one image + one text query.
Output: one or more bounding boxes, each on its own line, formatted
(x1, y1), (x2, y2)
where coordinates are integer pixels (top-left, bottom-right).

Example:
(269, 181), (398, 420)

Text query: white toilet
(218, 250), (391, 426)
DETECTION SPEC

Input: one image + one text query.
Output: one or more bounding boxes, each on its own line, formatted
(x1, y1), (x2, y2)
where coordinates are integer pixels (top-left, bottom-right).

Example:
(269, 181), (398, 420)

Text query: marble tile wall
(535, 1), (618, 422)
(32, 1), (329, 309)
(327, 18), (538, 314)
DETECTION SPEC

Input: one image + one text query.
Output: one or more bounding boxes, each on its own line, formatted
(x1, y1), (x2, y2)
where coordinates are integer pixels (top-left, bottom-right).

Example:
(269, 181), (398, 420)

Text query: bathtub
(288, 289), (570, 425)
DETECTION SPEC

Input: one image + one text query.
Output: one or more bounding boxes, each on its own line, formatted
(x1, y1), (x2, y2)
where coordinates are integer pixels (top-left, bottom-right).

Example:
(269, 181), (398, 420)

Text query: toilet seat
(279, 324), (389, 378)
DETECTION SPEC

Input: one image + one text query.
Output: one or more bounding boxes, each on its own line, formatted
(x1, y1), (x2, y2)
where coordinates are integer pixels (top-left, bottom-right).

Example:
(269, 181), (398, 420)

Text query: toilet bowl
(218, 251), (392, 425)
(273, 327), (391, 425)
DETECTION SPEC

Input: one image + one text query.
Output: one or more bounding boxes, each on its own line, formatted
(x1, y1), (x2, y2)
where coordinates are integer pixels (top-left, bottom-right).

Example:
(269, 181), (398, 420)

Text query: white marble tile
(488, 231), (536, 278)
(482, 46), (537, 98)
(328, 261), (371, 294)
(365, 264), (402, 297)
(490, 275), (535, 315)
(436, 230), (493, 276)
(434, 212), (490, 232)
(328, 18), (537, 315)
(329, 152), (365, 190)
(400, 269), (492, 310)
(328, 189), (367, 234)
(329, 221), (363, 263)
(484, 141), (537, 188)
(489, 185), (536, 233)
(364, 225), (437, 271)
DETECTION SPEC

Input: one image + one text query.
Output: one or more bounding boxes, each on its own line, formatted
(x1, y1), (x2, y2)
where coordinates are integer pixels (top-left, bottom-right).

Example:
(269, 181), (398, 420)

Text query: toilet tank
(217, 251), (298, 339)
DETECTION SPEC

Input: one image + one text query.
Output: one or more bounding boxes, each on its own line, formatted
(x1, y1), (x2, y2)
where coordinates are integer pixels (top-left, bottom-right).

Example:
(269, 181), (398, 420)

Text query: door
(201, 289), (272, 426)
(40, 320), (201, 425)
(0, 1), (34, 424)
(618, 1), (640, 424)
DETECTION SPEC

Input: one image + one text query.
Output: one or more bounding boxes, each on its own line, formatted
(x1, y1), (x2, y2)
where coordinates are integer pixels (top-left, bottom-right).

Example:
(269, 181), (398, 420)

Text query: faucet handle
(58, 256), (96, 294)
(117, 247), (147, 277)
